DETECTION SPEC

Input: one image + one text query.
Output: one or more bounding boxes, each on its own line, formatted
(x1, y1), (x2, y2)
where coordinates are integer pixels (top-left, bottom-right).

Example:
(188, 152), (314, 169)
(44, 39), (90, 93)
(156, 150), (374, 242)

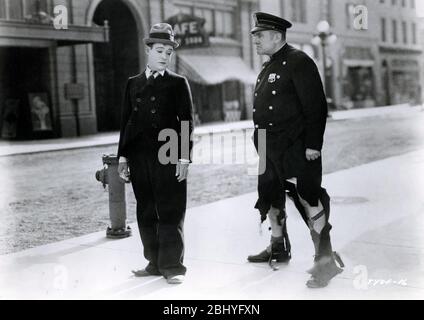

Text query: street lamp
(311, 21), (337, 98)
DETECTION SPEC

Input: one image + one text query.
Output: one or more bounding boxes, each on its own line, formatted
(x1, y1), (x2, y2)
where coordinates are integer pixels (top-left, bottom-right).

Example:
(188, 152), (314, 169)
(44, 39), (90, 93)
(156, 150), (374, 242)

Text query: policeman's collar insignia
(268, 73), (277, 83)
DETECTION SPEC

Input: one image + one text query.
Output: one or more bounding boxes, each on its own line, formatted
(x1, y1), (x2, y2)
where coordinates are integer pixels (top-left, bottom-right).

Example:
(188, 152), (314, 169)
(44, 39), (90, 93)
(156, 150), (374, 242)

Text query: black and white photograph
(0, 0), (424, 304)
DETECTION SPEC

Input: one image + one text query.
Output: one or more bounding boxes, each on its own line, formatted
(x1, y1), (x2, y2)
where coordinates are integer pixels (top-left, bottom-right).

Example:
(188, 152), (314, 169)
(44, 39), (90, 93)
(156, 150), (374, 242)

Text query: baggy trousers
(128, 142), (187, 277)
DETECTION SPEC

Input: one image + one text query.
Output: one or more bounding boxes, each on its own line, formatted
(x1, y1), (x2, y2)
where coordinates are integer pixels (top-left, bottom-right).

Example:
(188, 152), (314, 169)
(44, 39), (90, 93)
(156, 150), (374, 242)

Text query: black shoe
(132, 267), (162, 277)
(247, 249), (291, 263)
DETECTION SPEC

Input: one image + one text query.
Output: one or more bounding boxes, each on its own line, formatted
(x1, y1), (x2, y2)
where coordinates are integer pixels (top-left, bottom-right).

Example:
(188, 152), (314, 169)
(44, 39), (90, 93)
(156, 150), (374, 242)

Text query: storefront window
(392, 71), (420, 104)
(345, 67), (375, 107)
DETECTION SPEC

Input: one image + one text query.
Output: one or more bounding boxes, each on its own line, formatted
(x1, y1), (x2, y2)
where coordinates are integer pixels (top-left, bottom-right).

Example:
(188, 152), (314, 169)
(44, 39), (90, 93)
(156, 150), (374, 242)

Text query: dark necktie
(147, 70), (159, 86)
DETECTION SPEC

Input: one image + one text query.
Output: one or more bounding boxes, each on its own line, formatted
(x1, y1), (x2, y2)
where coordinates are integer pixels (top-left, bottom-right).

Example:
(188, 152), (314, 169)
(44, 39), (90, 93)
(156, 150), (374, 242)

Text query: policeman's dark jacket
(117, 70), (194, 161)
(253, 43), (328, 176)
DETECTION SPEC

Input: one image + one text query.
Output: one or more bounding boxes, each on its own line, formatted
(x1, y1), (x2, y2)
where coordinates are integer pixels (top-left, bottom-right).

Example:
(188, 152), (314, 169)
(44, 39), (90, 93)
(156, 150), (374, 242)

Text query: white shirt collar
(145, 66), (165, 78)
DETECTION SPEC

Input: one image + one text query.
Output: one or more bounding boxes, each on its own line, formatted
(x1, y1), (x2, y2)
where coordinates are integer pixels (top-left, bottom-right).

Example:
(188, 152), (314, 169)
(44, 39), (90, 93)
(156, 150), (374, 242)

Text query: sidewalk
(0, 121), (254, 157)
(329, 103), (424, 120)
(1, 149), (423, 300)
(0, 104), (422, 157)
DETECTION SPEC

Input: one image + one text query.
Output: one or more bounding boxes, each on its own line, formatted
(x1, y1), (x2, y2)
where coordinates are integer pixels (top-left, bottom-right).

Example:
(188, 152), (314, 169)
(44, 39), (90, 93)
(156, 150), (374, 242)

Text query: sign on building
(166, 13), (210, 49)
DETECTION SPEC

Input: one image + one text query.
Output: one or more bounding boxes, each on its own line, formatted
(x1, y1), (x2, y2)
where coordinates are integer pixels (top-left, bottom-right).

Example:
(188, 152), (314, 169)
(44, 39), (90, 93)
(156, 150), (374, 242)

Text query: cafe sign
(166, 13), (210, 48)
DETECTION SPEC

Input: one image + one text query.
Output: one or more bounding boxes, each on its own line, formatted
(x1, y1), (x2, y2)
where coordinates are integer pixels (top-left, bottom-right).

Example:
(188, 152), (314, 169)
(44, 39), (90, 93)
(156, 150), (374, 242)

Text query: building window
(223, 10), (235, 38)
(392, 20), (397, 43)
(0, 0), (52, 20)
(0, 0), (7, 19)
(326, 0), (334, 26)
(402, 0), (406, 7)
(290, 0), (306, 23)
(346, 3), (355, 29)
(402, 21), (407, 43)
(411, 0), (415, 9)
(24, 0), (49, 17)
(194, 7), (214, 35)
(412, 22), (417, 44)
(176, 4), (236, 39)
(9, 0), (23, 20)
(381, 18), (387, 42)
(392, 0), (397, 5)
(214, 10), (235, 38)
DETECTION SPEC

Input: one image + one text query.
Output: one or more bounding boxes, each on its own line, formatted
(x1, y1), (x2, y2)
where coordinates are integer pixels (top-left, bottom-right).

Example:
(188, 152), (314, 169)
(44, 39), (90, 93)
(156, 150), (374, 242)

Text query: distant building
(1, 0), (421, 141)
(376, 0), (422, 106)
(0, 0), (259, 140)
(259, 0), (422, 110)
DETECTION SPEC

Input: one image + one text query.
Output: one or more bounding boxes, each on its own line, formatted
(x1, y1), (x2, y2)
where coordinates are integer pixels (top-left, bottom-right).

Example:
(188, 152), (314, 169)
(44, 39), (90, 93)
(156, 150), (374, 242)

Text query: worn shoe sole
(132, 269), (161, 277)
(306, 268), (343, 288)
(166, 275), (185, 284)
(247, 256), (291, 263)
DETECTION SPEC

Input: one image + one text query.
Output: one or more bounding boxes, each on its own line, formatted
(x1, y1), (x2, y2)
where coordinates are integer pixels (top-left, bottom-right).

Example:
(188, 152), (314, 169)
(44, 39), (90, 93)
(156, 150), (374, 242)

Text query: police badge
(268, 73), (277, 83)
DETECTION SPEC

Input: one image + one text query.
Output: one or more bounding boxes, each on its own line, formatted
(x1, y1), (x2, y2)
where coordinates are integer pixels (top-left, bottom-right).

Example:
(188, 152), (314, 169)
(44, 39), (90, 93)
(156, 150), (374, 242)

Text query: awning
(178, 54), (257, 85)
(343, 59), (375, 67)
(0, 21), (109, 47)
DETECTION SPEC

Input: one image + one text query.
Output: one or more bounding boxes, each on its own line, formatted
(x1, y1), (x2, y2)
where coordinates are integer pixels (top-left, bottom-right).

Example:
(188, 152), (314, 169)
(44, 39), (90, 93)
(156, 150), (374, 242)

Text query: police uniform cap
(251, 12), (292, 34)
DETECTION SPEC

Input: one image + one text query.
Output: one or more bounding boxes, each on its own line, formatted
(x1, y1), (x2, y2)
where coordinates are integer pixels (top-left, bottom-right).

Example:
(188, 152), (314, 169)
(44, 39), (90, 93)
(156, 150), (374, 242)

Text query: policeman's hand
(305, 148), (321, 161)
(118, 162), (130, 182)
(176, 161), (189, 182)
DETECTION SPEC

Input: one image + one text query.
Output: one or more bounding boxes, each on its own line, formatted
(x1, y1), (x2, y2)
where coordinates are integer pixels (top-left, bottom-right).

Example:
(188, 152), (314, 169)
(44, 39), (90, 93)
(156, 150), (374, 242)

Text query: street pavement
(0, 104), (422, 157)
(1, 148), (423, 300)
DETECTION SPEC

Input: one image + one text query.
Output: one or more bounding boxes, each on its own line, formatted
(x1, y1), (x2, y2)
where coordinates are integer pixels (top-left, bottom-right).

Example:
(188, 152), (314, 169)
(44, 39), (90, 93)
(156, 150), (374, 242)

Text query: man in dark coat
(117, 23), (193, 285)
(247, 12), (344, 288)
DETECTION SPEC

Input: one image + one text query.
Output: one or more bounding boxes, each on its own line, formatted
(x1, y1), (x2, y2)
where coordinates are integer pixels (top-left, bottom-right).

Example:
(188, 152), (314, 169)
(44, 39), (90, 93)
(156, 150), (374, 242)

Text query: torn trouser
(252, 153), (292, 263)
(285, 180), (344, 287)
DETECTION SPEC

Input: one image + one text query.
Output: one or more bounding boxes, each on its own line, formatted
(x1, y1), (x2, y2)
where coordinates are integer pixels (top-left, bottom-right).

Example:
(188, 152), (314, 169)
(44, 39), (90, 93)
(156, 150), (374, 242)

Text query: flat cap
(251, 12), (292, 34)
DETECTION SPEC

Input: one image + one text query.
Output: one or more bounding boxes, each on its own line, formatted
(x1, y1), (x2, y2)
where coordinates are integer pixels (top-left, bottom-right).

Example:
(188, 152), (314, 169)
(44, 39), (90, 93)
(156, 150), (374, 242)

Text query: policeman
(117, 23), (193, 284)
(247, 12), (344, 288)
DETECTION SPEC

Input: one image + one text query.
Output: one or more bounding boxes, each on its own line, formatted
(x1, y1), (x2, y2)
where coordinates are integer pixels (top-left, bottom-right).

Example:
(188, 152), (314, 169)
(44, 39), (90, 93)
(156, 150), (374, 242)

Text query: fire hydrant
(95, 154), (132, 239)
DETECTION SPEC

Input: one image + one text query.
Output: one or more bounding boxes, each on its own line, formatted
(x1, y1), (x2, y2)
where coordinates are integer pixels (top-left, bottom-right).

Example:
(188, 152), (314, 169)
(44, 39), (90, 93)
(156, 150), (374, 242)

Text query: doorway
(92, 0), (140, 132)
